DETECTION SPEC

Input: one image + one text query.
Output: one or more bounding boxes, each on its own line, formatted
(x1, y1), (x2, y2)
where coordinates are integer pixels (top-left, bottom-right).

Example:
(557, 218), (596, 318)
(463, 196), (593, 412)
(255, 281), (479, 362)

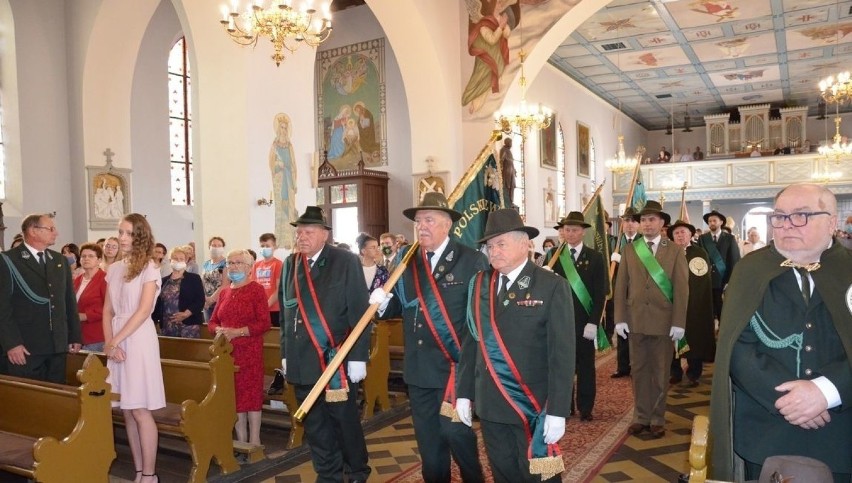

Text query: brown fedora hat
(557, 211), (591, 229)
(290, 206), (331, 229)
(477, 208), (539, 243)
(402, 192), (462, 222)
(702, 209), (726, 225)
(667, 219), (696, 239)
(634, 200), (671, 225)
(621, 206), (639, 219)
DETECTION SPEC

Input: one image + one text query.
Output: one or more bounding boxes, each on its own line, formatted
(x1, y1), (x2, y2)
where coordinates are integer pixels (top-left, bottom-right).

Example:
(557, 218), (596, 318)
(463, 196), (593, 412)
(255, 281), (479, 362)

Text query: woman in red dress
(207, 249), (270, 446)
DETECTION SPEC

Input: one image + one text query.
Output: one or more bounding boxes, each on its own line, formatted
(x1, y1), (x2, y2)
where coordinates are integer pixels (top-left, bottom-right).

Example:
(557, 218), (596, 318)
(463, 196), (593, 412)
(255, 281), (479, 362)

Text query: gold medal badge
(689, 257), (709, 276)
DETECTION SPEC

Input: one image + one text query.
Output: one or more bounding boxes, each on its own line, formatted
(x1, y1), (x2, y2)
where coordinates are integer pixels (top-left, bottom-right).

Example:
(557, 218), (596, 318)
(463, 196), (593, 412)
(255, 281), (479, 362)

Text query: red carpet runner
(389, 351), (633, 482)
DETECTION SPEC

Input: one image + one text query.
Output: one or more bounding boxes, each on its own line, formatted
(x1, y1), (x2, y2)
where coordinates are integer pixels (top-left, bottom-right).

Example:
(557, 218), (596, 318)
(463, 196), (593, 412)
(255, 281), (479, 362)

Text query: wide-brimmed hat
(758, 455), (833, 483)
(667, 219), (696, 239)
(620, 207), (639, 220)
(290, 206), (331, 229)
(477, 209), (539, 243)
(403, 192), (462, 222)
(702, 209), (726, 225)
(633, 200), (671, 225)
(555, 211), (591, 229)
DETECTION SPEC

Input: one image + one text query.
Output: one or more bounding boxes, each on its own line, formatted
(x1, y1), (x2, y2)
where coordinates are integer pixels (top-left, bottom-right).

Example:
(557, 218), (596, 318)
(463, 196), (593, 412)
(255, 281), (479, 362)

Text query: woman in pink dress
(208, 249), (270, 447)
(103, 213), (164, 483)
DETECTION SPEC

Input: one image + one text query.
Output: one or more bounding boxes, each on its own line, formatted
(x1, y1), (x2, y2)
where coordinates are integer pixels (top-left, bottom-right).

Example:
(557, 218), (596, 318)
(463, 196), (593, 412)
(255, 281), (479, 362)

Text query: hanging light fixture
(604, 26), (637, 175)
(220, 0), (332, 67)
(682, 103), (693, 132)
(494, 48), (553, 137)
(817, 0), (852, 104)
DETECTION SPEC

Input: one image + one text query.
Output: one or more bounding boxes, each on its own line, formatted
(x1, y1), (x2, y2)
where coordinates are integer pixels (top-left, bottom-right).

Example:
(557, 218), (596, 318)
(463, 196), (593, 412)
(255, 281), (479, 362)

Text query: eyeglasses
(768, 211), (830, 228)
(34, 226), (57, 232)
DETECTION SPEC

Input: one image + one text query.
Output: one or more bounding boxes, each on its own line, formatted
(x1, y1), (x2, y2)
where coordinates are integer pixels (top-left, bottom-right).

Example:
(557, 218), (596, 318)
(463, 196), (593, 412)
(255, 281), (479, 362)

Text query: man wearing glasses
(710, 183), (852, 482)
(0, 213), (81, 383)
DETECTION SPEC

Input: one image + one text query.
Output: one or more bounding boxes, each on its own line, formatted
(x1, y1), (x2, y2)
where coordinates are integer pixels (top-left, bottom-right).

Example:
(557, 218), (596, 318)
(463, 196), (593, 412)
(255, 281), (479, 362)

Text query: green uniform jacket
(709, 241), (852, 479)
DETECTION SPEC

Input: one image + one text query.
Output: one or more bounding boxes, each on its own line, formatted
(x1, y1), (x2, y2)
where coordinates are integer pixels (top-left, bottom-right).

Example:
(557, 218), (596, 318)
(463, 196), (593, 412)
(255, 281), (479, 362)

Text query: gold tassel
(529, 455), (565, 480)
(439, 401), (457, 419)
(324, 388), (349, 402)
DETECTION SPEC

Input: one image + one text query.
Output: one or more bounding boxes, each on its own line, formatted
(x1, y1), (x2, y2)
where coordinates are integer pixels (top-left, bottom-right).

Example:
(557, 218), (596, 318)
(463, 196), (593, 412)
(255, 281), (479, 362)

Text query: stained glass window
(169, 37), (193, 205)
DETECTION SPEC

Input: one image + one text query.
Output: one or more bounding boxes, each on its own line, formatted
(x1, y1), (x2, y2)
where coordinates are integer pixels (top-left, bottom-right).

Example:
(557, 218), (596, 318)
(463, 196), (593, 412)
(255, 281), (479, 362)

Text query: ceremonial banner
(451, 153), (502, 248)
(631, 167), (647, 211)
(583, 193), (612, 351)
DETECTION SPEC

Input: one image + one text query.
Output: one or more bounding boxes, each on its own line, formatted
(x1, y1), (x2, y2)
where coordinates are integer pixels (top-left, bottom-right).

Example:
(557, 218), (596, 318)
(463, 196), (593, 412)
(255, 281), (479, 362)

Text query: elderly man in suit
(0, 213), (82, 383)
(710, 183), (852, 482)
(698, 209), (740, 321)
(279, 206), (371, 483)
(370, 192), (487, 482)
(546, 211), (607, 421)
(613, 201), (688, 438)
(457, 209), (575, 483)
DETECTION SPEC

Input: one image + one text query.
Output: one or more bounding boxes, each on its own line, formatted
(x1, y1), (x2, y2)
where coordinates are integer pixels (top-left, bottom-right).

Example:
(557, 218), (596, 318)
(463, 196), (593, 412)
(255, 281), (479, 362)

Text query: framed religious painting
(86, 149), (132, 230)
(577, 121), (591, 178)
(315, 38), (387, 170)
(539, 115), (557, 169)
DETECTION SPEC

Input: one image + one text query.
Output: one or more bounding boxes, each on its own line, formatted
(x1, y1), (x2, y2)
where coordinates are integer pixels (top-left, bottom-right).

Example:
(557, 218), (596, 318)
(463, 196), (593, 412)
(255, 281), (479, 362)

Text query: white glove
(583, 323), (597, 341)
(541, 265), (553, 272)
(456, 398), (472, 427)
(542, 415), (566, 444)
(669, 327), (685, 342)
(615, 323), (629, 339)
(369, 287), (393, 312)
(610, 252), (621, 263)
(347, 361), (367, 383)
(281, 358), (286, 376)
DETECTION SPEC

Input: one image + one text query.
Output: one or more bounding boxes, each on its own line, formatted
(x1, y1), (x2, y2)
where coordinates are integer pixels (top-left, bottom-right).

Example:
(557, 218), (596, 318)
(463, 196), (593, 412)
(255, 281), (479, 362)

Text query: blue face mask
(846, 224), (852, 234)
(65, 255), (76, 265)
(260, 247), (274, 259)
(228, 271), (246, 283)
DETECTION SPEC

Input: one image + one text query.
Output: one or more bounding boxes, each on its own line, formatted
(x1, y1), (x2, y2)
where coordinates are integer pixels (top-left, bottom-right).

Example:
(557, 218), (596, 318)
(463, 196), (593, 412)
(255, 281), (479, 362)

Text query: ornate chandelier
(819, 71), (852, 104)
(220, 1), (332, 67)
(494, 50), (553, 137)
(604, 135), (637, 174)
(818, 105), (852, 162)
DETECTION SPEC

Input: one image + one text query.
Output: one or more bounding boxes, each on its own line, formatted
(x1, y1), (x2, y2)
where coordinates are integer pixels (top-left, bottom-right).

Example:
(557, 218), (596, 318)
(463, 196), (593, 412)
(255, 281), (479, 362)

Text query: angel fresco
(270, 113), (298, 249)
(462, 0), (521, 114)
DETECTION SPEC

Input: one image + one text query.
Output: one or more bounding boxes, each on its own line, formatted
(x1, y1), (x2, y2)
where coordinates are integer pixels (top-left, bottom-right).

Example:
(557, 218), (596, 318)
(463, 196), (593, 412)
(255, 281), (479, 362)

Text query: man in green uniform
(710, 183), (852, 482)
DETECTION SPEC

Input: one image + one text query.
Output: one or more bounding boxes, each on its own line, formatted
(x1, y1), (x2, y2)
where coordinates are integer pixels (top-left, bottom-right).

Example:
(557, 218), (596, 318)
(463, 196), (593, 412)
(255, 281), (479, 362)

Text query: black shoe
(267, 368), (285, 395)
(580, 413), (593, 422)
(669, 376), (682, 385)
(683, 379), (699, 388)
(610, 371), (629, 378)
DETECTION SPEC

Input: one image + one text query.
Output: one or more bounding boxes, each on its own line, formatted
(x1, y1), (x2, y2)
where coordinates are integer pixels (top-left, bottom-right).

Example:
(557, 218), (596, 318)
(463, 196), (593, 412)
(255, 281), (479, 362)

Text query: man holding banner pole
(546, 211), (607, 422)
(370, 192), (487, 483)
(613, 200), (688, 438)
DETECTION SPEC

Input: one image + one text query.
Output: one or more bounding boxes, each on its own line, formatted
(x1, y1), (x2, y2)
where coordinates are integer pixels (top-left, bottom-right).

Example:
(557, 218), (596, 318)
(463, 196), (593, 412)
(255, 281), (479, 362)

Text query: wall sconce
(257, 191), (273, 207)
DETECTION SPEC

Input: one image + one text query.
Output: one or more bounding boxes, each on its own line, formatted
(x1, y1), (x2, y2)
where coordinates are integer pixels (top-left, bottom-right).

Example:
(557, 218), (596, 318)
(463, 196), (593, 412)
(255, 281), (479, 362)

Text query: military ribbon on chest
(293, 253), (349, 402)
(558, 249), (593, 315)
(472, 271), (564, 479)
(412, 248), (462, 419)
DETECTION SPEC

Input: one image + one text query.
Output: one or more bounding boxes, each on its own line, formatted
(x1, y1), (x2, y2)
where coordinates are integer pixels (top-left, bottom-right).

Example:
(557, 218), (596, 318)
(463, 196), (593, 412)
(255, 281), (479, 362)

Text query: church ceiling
(548, 0), (852, 130)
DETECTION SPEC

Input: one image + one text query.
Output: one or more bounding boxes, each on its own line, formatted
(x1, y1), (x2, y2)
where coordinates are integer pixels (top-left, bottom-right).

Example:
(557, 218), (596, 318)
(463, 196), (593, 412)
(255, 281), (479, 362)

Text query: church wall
(130, 0), (193, 250)
(3, 0), (75, 244)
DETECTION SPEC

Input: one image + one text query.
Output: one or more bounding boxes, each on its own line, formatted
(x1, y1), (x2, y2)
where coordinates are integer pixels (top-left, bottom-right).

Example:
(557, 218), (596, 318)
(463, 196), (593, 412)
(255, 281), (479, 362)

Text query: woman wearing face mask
(74, 243), (107, 351)
(207, 249), (270, 450)
(61, 243), (84, 277)
(101, 236), (121, 269)
(152, 245), (205, 338)
(202, 236), (227, 320)
(356, 232), (388, 292)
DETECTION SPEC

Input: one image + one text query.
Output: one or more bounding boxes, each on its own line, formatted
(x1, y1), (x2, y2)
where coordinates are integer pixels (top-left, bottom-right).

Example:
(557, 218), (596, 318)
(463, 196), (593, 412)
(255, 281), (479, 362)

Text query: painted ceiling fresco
(549, 0), (852, 130)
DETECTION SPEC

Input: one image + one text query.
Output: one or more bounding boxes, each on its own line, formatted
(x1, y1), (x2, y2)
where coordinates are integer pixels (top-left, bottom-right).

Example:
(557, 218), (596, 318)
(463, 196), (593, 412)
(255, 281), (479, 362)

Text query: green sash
(703, 235), (727, 279)
(557, 248), (593, 315)
(633, 239), (673, 303)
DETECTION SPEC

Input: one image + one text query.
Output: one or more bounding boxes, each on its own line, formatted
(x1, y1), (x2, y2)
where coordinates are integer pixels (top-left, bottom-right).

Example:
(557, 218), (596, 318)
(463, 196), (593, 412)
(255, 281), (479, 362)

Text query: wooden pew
(66, 334), (240, 483)
(159, 333), (304, 450)
(362, 320), (391, 419)
(0, 354), (115, 482)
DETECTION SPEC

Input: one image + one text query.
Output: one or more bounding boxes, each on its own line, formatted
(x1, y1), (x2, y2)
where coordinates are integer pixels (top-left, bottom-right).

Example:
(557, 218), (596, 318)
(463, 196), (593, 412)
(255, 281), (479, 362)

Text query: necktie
(570, 247), (577, 263)
(647, 241), (655, 254)
(713, 234), (718, 243)
(426, 251), (435, 272)
(796, 267), (810, 306)
(37, 251), (45, 266)
(308, 258), (315, 269)
(499, 274), (510, 304)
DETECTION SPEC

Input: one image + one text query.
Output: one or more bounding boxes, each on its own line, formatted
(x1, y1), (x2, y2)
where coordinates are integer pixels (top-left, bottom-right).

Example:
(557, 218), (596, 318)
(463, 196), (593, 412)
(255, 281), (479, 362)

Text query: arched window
(168, 37), (193, 206)
(589, 136), (597, 186)
(511, 131), (525, 215)
(555, 124), (566, 219)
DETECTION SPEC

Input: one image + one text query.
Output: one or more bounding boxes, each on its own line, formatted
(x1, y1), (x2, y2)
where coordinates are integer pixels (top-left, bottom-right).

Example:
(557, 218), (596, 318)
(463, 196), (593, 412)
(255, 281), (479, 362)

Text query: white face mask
(210, 247), (225, 258)
(171, 261), (187, 271)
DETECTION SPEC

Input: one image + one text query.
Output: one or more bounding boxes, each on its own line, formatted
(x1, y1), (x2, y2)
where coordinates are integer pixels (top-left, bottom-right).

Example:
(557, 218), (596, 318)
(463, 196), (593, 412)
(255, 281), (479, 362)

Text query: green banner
(583, 194), (611, 298)
(451, 154), (502, 249)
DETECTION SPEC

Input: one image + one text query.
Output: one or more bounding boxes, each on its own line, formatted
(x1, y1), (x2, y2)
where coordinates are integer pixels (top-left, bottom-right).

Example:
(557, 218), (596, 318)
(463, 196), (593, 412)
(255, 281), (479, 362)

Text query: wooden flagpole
(293, 130), (504, 421)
